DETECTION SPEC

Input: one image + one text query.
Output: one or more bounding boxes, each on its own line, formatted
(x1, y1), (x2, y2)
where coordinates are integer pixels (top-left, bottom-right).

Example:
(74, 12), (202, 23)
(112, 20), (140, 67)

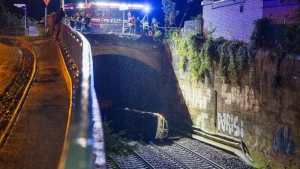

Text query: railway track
(150, 139), (225, 169)
(132, 141), (189, 169)
(175, 137), (252, 169)
(107, 137), (249, 169)
(107, 142), (155, 169)
(0, 38), (36, 147)
(106, 154), (121, 169)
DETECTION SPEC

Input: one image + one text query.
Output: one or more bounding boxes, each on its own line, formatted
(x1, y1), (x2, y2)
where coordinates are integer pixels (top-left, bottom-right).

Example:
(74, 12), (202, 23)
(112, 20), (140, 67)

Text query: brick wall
(263, 0), (300, 24)
(202, 0), (263, 42)
(202, 0), (300, 42)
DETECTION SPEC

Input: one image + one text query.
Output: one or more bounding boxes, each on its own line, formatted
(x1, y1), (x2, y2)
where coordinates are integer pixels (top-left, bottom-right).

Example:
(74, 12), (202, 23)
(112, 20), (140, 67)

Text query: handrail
(58, 23), (106, 169)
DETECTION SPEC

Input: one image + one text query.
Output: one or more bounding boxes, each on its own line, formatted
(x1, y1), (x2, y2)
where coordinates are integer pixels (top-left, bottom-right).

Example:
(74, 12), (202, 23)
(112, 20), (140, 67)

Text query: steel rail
(130, 148), (155, 169)
(149, 142), (190, 169)
(172, 140), (225, 169)
(106, 153), (121, 169)
(119, 141), (155, 169)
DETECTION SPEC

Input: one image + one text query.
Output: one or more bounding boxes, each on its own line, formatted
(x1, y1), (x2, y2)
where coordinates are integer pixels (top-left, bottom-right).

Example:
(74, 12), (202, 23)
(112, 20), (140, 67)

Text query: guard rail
(58, 23), (106, 169)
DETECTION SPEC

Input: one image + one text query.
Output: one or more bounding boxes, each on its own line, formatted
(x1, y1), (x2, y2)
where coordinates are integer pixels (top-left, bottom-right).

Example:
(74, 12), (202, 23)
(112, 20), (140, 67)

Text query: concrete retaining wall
(168, 42), (300, 168)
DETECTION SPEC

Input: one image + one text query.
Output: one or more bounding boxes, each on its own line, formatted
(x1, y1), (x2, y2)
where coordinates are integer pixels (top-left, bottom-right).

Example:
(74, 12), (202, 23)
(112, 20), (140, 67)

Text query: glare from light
(95, 2), (109, 6)
(143, 5), (151, 13)
(109, 2), (120, 7)
(93, 2), (145, 9)
(77, 3), (84, 8)
(77, 138), (87, 147)
(120, 3), (127, 7)
(119, 3), (129, 10)
(132, 4), (144, 8)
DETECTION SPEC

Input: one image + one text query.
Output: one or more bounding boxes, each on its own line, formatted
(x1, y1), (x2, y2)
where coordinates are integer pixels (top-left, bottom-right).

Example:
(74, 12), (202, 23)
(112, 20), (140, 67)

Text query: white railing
(58, 23), (106, 169)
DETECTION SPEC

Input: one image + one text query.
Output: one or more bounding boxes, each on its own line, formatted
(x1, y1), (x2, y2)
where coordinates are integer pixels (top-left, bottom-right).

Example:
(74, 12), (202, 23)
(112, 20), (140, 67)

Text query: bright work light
(143, 5), (150, 13)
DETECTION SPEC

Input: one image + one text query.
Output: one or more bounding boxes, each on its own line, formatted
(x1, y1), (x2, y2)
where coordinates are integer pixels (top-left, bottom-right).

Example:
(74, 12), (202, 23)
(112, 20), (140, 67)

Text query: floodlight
(143, 5), (151, 13)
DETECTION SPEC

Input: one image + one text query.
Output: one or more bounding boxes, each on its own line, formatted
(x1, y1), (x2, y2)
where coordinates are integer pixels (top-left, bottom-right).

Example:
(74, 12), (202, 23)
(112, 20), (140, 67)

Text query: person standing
(84, 14), (91, 33)
(75, 12), (83, 32)
(135, 17), (141, 35)
(48, 12), (56, 35)
(79, 12), (85, 32)
(127, 11), (131, 20)
(70, 14), (76, 29)
(55, 8), (65, 40)
(151, 17), (158, 33)
(129, 16), (135, 34)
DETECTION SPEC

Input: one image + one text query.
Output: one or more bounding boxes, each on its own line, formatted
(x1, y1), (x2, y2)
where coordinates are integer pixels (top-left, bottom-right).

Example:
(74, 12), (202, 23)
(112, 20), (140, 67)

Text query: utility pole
(23, 6), (27, 36)
(43, 0), (51, 35)
(45, 5), (47, 34)
(14, 4), (26, 36)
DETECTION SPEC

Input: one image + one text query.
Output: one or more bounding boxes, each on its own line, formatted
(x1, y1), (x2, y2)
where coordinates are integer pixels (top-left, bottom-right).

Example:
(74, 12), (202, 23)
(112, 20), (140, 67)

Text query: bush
(174, 30), (249, 83)
(103, 122), (136, 156)
(172, 17), (299, 86)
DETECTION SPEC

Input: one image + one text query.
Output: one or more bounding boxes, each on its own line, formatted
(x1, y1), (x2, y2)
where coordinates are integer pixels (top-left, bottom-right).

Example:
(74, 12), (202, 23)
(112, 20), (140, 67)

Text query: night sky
(5, 0), (202, 25)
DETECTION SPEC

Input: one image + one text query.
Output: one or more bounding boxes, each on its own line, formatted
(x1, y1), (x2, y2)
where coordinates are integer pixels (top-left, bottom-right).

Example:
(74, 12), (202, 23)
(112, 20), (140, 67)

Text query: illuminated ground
(0, 37), (69, 169)
(0, 37), (22, 94)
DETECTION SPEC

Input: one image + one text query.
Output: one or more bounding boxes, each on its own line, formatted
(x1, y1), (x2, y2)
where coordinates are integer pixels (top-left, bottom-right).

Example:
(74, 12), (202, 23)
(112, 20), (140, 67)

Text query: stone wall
(89, 34), (194, 131)
(85, 34), (167, 72)
(168, 42), (300, 168)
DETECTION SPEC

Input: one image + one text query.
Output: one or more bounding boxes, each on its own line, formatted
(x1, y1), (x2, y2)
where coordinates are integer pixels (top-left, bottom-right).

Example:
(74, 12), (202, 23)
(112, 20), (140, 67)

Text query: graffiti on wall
(180, 85), (211, 110)
(196, 113), (209, 130)
(217, 112), (244, 139)
(273, 125), (295, 155)
(220, 85), (260, 113)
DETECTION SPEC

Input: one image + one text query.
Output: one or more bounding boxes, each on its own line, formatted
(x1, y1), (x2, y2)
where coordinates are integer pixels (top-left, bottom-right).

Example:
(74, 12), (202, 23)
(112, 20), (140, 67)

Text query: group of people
(51, 8), (160, 37)
(128, 14), (159, 35)
(48, 7), (92, 41)
(69, 12), (91, 33)
(128, 16), (141, 34)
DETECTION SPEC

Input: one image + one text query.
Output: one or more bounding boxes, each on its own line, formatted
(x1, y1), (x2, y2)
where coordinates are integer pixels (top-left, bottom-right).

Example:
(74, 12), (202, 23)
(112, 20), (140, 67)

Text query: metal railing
(58, 23), (106, 169)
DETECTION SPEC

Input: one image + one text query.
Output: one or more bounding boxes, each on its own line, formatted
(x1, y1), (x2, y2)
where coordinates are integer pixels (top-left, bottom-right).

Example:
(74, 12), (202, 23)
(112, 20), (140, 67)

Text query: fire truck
(64, 2), (150, 34)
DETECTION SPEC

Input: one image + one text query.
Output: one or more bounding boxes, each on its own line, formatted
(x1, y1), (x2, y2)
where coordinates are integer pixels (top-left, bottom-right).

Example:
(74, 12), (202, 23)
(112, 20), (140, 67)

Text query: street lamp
(14, 4), (27, 36)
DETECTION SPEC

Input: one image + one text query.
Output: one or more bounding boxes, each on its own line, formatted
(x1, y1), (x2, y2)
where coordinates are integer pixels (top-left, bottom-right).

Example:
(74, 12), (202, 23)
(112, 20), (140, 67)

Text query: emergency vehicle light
(77, 3), (92, 9)
(94, 2), (145, 9)
(71, 2), (146, 10)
